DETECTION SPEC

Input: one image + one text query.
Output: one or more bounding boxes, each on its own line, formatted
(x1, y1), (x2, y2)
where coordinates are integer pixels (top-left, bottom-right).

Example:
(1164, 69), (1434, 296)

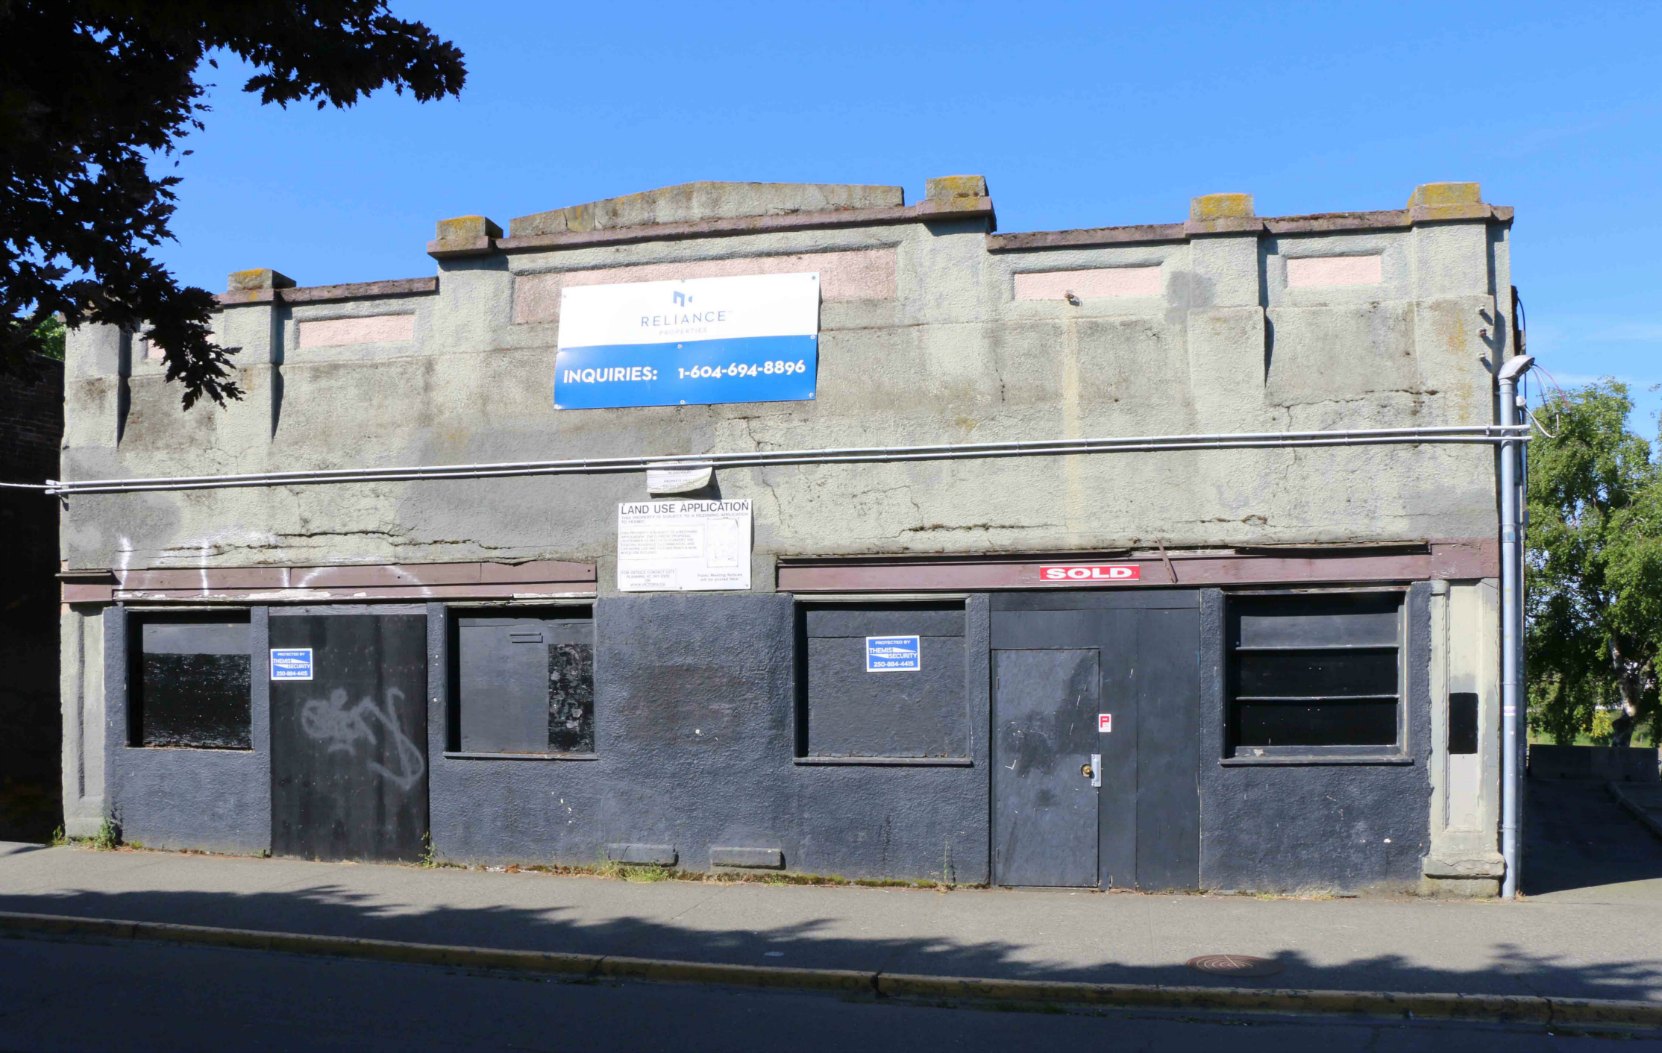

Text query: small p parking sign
(865, 635), (921, 672)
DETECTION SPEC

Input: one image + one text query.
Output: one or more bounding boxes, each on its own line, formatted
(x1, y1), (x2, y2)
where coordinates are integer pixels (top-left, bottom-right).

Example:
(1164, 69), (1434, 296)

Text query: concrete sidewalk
(1, 839), (1660, 1007)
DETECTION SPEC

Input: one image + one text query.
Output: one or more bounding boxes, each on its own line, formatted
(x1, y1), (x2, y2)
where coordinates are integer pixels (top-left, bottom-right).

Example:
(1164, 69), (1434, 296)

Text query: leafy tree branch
(0, 0), (465, 407)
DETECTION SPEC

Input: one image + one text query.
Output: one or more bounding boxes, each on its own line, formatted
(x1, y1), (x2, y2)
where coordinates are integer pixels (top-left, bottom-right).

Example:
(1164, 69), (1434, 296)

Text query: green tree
(1526, 380), (1662, 745)
(31, 316), (63, 361)
(0, 1), (465, 407)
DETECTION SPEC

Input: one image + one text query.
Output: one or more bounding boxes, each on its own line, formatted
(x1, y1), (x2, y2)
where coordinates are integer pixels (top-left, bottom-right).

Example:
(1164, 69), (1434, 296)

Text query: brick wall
(0, 354), (62, 484)
(0, 354), (63, 840)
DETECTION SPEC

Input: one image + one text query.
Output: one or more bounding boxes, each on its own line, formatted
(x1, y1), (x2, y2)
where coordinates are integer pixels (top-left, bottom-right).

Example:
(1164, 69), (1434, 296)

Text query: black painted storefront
(101, 584), (1432, 892)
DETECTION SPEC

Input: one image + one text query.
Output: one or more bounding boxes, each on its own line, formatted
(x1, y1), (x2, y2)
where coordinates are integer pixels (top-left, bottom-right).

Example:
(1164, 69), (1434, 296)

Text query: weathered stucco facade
(60, 177), (1517, 894)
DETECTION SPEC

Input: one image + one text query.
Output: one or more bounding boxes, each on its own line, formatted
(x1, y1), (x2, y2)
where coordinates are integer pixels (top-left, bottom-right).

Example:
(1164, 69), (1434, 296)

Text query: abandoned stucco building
(58, 176), (1521, 894)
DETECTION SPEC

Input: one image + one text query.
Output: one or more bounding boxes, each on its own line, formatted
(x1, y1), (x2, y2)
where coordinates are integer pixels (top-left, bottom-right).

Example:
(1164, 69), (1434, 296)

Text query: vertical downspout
(1513, 290), (1531, 892)
(1497, 354), (1533, 899)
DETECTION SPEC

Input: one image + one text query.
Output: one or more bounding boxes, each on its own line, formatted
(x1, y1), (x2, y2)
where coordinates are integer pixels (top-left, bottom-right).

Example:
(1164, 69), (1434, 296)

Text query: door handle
(1090, 753), (1102, 788)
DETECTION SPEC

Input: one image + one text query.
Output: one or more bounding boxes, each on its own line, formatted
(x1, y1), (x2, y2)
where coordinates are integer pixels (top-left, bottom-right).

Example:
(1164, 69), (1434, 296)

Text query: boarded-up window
(132, 615), (253, 749)
(1226, 593), (1404, 756)
(453, 610), (595, 755)
(797, 602), (967, 759)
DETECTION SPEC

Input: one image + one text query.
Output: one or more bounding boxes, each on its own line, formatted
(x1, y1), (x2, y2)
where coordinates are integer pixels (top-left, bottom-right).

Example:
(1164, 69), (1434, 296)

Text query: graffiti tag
(299, 687), (426, 790)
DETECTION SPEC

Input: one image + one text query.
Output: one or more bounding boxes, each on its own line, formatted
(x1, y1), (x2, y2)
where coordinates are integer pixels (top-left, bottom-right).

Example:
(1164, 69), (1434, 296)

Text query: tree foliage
(31, 315), (63, 361)
(0, 1), (465, 407)
(1526, 380), (1662, 744)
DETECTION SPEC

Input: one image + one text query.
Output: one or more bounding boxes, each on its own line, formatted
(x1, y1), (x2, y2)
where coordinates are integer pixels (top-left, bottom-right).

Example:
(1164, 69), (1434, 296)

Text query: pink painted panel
(297, 313), (416, 347)
(1012, 266), (1162, 301)
(1285, 255), (1383, 288)
(513, 249), (897, 324)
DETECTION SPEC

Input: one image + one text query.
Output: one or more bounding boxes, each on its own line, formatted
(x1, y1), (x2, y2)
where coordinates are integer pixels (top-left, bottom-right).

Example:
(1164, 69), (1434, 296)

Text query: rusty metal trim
(777, 540), (1497, 593)
(64, 560), (597, 605)
(111, 583), (598, 603)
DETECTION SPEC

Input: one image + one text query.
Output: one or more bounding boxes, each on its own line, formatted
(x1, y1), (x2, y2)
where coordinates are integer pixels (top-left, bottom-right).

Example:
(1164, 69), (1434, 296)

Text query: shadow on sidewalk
(2, 879), (1661, 1004)
(1523, 777), (1662, 896)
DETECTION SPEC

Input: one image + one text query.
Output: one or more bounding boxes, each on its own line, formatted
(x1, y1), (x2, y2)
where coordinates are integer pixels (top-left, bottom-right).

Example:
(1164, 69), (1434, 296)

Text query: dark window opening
(1226, 592), (1404, 757)
(451, 609), (595, 755)
(131, 613), (252, 749)
(796, 601), (968, 760)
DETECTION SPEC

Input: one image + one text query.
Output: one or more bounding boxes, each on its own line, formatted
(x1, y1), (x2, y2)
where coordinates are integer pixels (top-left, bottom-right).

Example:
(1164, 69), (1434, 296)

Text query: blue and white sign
(269, 648), (313, 681)
(866, 635), (921, 673)
(555, 272), (820, 409)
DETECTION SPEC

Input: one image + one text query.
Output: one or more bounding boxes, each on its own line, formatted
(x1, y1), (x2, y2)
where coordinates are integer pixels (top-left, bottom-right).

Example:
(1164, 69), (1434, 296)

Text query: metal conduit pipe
(39, 424), (1530, 496)
(1497, 355), (1535, 899)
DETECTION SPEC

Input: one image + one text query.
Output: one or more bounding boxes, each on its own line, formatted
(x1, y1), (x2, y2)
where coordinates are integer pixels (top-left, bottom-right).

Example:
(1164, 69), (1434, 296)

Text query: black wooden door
(269, 613), (429, 862)
(991, 594), (1201, 890)
(1100, 604), (1201, 890)
(991, 647), (1100, 886)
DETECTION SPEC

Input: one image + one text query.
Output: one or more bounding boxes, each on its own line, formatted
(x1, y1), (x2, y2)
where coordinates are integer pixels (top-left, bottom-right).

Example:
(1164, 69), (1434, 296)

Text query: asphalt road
(0, 933), (1654, 1053)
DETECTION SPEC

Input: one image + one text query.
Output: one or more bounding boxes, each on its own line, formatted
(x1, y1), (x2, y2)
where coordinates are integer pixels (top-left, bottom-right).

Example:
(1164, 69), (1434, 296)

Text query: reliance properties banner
(554, 272), (819, 409)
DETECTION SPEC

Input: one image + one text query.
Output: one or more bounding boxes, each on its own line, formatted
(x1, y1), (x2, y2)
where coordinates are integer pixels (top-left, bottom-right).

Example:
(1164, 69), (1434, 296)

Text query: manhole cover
(1186, 954), (1283, 978)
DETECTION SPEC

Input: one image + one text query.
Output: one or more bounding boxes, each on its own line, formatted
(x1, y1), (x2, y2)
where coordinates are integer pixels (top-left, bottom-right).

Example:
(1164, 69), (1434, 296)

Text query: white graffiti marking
(299, 688), (426, 790)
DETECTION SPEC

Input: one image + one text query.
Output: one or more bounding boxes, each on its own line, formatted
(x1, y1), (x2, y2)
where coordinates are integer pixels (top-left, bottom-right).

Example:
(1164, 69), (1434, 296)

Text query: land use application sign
(556, 273), (819, 409)
(617, 499), (752, 592)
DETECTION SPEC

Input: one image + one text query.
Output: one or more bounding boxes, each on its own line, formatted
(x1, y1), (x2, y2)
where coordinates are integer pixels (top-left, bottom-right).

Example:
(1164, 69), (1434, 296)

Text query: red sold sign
(1038, 565), (1141, 582)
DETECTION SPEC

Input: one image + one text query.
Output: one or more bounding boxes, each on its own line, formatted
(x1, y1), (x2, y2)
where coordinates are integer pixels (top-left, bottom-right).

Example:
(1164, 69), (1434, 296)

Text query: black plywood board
(134, 617), (252, 750)
(139, 653), (252, 749)
(269, 613), (428, 862)
(456, 614), (594, 755)
(1126, 606), (1201, 890)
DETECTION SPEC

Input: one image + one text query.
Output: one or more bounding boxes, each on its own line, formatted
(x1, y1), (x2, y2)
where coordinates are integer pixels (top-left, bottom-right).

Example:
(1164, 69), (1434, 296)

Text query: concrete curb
(1, 909), (1659, 1029)
(1609, 782), (1662, 844)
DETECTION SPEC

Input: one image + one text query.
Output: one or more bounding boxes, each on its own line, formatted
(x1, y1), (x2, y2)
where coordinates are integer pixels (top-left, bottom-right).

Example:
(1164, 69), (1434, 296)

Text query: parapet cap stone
(1408, 181), (1487, 222)
(220, 268), (295, 304)
(508, 181), (907, 239)
(1186, 193), (1257, 234)
(227, 268), (294, 292)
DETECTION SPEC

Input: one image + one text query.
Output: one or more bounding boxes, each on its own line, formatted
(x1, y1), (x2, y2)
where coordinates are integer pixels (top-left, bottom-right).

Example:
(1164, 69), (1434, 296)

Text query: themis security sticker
(269, 648), (314, 681)
(866, 635), (921, 673)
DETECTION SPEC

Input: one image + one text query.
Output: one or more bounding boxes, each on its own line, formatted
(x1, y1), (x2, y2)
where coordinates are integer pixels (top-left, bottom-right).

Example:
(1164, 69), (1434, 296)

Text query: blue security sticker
(269, 648), (313, 681)
(866, 635), (921, 673)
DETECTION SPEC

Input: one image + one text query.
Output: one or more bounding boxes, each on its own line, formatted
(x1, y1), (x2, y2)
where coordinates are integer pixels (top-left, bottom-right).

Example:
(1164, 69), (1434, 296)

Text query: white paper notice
(645, 463), (715, 495)
(617, 499), (752, 592)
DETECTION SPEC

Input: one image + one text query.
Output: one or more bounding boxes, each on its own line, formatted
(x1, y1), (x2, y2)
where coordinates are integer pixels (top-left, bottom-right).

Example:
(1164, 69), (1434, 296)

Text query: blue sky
(159, 1), (1662, 428)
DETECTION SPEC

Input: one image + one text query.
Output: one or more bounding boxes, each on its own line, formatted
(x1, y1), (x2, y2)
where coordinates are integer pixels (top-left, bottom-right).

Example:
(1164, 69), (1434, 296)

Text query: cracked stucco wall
(61, 210), (1508, 588)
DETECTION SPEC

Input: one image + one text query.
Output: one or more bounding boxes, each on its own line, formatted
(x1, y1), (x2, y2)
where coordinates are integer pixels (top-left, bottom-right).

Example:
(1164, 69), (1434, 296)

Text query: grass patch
(595, 860), (674, 883)
(81, 837), (972, 892)
(59, 819), (122, 851)
(88, 819), (120, 851)
(507, 858), (968, 891)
